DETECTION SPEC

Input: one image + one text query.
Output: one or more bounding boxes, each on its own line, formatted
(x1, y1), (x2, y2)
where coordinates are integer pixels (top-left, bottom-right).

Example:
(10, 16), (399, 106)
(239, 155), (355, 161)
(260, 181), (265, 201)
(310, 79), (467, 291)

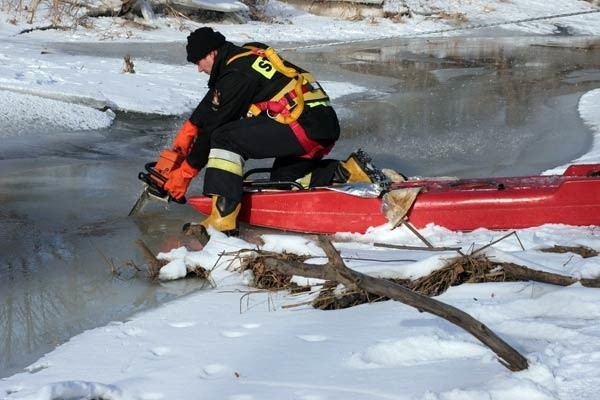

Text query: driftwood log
(262, 236), (529, 372)
(502, 263), (600, 288)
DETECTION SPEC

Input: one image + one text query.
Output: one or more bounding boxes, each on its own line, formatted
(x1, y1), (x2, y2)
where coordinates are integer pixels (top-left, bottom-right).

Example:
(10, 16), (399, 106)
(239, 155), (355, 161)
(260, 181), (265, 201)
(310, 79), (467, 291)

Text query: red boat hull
(187, 164), (600, 234)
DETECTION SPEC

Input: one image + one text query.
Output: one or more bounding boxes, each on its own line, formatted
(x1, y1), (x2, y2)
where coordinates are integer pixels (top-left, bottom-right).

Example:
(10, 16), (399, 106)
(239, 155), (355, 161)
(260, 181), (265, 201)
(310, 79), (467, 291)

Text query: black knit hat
(186, 27), (226, 64)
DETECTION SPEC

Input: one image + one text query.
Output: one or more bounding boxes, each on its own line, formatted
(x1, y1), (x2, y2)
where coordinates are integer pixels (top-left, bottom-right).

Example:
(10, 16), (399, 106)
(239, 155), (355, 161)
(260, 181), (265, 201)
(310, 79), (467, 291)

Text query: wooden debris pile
(246, 245), (600, 311)
(296, 253), (519, 310)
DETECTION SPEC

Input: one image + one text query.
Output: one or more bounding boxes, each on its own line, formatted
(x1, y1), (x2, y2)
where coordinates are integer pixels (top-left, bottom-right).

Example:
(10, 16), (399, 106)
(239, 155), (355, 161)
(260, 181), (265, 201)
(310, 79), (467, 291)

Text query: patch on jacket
(211, 90), (221, 110)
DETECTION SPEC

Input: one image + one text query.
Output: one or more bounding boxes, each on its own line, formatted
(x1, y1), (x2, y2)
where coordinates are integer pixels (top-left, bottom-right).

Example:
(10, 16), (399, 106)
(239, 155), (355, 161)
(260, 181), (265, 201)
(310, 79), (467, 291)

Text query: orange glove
(164, 160), (199, 200)
(172, 120), (199, 156)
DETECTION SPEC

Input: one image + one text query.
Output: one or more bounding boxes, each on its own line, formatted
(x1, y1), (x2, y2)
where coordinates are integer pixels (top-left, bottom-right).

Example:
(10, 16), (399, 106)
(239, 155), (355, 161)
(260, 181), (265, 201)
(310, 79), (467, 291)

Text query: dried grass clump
(410, 253), (510, 296)
(5, 0), (81, 26)
(240, 252), (311, 290)
(123, 54), (135, 73)
(312, 279), (410, 310)
(187, 265), (212, 280)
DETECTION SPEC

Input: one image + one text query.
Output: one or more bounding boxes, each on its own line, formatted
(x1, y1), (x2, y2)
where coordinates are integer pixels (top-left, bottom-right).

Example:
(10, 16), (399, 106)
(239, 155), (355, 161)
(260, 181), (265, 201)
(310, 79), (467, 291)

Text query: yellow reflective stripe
(207, 158), (243, 176)
(303, 90), (328, 102)
(207, 149), (244, 176)
(296, 173), (312, 189)
(306, 100), (330, 108)
(208, 148), (244, 165)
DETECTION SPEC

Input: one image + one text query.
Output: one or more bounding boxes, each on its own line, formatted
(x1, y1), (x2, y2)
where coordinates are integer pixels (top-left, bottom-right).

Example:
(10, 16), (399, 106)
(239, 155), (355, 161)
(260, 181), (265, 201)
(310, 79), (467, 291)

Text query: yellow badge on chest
(251, 57), (276, 79)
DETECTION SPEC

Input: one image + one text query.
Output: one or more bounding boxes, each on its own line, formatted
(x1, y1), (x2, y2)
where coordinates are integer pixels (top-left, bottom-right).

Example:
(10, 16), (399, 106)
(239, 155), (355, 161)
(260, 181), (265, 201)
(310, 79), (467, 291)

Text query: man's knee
(210, 125), (238, 149)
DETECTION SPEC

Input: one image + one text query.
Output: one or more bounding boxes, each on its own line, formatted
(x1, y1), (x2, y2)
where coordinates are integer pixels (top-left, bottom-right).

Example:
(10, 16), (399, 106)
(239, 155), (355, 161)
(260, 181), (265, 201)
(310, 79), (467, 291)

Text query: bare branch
(263, 236), (529, 371)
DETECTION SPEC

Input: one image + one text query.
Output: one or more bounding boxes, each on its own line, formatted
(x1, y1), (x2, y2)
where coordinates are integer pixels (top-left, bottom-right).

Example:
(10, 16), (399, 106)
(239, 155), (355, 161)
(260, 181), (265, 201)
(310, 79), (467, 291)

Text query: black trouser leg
(203, 116), (306, 202)
(204, 115), (343, 200)
(270, 157), (340, 187)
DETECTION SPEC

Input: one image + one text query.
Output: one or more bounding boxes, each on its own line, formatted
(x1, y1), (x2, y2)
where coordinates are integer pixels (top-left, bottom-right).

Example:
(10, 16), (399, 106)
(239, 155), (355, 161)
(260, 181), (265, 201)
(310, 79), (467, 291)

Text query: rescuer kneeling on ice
(163, 27), (380, 235)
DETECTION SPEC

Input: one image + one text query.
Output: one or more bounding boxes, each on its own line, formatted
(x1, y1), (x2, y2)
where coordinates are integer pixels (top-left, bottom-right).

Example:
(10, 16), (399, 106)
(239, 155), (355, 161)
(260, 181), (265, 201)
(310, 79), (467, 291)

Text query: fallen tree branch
(263, 236), (529, 372)
(502, 263), (600, 288)
(374, 242), (462, 252)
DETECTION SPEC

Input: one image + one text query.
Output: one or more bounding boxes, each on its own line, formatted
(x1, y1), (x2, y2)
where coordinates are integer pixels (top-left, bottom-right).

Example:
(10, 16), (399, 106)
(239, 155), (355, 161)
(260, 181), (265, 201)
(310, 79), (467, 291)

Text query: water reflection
(0, 206), (204, 377)
(293, 36), (600, 176)
(0, 127), (204, 378)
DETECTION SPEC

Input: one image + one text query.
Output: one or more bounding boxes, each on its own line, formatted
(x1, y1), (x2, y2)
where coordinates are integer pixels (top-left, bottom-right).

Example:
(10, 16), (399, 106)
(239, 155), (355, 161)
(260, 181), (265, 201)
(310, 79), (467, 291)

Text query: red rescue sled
(187, 164), (600, 234)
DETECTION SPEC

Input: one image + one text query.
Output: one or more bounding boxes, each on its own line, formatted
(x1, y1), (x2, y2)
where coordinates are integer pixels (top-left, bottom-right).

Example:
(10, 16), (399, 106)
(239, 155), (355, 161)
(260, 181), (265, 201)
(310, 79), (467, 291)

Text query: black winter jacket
(187, 42), (340, 169)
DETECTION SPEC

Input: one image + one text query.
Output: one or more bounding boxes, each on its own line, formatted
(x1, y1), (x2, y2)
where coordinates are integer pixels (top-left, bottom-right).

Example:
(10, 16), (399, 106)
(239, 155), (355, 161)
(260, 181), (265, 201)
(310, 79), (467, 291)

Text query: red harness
(251, 91), (332, 159)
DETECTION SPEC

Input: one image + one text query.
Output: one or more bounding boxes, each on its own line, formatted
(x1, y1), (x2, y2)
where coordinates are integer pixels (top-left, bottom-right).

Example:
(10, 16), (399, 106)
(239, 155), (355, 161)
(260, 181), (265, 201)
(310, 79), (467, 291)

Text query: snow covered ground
(1, 0), (600, 399)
